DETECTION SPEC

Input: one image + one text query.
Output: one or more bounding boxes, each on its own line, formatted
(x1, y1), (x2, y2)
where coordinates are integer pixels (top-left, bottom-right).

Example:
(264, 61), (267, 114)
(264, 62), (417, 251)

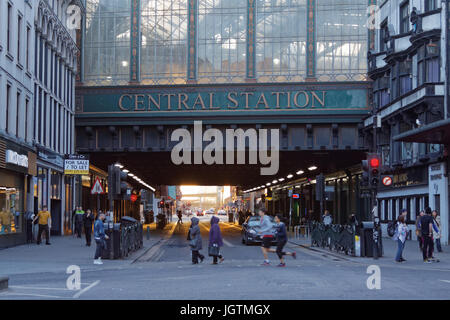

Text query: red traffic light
(370, 158), (380, 168)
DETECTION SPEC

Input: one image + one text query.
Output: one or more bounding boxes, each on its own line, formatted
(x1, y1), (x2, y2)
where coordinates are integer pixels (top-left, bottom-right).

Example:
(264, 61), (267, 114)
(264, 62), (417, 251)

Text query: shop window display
(0, 187), (22, 235)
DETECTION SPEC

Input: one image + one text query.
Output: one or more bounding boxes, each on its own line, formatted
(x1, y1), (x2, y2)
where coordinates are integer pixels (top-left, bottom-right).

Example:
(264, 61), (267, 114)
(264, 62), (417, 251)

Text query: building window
(0, 185), (23, 236)
(418, 41), (440, 85)
(25, 98), (29, 141)
(379, 19), (388, 52)
(316, 0), (367, 81)
(16, 92), (20, 138)
(26, 26), (30, 70)
(399, 60), (412, 95)
(7, 2), (12, 53)
(6, 84), (11, 133)
(425, 0), (437, 12)
(399, 1), (409, 34)
(198, 0), (246, 83)
(140, 0), (188, 85)
(374, 74), (390, 108)
(84, 0), (131, 85)
(17, 14), (22, 63)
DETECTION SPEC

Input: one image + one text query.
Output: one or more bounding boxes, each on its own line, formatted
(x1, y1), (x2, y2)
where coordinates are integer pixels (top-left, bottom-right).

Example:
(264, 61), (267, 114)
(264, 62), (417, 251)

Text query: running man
(266, 214), (297, 267)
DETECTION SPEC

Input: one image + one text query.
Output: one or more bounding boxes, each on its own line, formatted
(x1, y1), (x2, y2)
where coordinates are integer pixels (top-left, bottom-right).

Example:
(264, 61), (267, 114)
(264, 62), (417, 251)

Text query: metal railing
(310, 222), (356, 256)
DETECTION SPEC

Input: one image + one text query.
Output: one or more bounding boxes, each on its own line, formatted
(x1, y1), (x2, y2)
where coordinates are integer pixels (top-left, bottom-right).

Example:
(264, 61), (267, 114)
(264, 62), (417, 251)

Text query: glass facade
(83, 0), (368, 85)
(316, 0), (367, 81)
(84, 0), (131, 85)
(256, 0), (307, 82)
(141, 0), (188, 84)
(198, 0), (246, 83)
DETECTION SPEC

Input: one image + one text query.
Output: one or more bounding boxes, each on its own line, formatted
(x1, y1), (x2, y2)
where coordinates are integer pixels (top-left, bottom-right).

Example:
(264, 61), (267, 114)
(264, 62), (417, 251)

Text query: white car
(217, 210), (227, 216)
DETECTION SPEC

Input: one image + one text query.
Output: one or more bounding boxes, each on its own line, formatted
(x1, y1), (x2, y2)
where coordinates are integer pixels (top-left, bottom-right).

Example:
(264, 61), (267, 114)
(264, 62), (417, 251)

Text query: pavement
(0, 215), (450, 300)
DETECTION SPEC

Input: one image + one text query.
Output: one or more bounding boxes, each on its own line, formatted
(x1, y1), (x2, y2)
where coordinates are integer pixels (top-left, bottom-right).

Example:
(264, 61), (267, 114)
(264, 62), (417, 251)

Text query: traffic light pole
(372, 117), (381, 259)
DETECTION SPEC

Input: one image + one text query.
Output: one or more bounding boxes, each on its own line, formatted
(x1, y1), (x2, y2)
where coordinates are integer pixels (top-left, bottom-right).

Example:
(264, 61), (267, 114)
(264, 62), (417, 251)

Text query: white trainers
(94, 259), (103, 265)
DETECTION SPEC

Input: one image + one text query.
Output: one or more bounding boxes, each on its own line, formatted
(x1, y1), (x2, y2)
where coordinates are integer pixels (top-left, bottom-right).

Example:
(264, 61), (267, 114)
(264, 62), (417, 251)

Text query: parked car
(197, 211), (204, 216)
(241, 216), (277, 245)
(217, 210), (227, 216)
(205, 208), (215, 215)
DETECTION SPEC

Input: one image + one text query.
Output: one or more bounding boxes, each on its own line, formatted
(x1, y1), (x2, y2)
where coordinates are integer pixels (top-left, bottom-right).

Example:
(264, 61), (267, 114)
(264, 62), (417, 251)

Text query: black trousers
(276, 240), (287, 259)
(95, 239), (104, 259)
(75, 221), (83, 237)
(192, 250), (204, 264)
(85, 226), (92, 245)
(26, 220), (33, 243)
(212, 254), (223, 264)
(37, 224), (49, 244)
(422, 235), (433, 260)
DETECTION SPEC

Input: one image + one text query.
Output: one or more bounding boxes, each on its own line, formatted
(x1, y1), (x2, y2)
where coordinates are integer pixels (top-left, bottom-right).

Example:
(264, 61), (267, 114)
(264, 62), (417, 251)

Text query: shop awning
(394, 118), (450, 145)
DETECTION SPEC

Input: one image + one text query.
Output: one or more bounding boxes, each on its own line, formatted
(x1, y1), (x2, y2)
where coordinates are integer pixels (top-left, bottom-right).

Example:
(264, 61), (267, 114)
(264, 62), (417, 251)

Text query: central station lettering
(117, 91), (326, 112)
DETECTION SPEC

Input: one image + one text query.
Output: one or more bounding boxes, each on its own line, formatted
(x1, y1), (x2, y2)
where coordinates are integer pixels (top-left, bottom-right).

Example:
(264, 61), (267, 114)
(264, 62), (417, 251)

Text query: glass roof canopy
(83, 0), (368, 86)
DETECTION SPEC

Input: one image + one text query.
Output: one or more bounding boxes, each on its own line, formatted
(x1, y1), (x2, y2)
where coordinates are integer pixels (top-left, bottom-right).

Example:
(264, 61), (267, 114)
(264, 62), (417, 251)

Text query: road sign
(91, 177), (105, 195)
(382, 176), (393, 186)
(292, 194), (300, 199)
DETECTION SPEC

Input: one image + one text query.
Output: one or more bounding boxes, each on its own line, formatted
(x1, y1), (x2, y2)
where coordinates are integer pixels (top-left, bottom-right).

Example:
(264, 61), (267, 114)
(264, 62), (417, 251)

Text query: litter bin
(102, 222), (114, 259)
(360, 221), (374, 257)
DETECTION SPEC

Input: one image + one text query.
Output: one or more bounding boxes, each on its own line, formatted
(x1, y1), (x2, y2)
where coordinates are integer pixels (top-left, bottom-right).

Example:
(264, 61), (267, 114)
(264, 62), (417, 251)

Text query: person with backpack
(394, 215), (408, 263)
(187, 217), (204, 264)
(208, 216), (224, 264)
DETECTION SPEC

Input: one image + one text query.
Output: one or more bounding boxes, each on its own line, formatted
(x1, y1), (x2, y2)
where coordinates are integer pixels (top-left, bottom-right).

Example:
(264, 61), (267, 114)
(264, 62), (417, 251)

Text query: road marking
(9, 286), (70, 291)
(0, 292), (64, 299)
(222, 238), (235, 248)
(72, 280), (100, 299)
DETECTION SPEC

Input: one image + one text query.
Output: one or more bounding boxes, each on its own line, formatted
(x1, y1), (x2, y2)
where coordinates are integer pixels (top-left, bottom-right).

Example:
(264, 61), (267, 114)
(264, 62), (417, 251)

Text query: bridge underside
(76, 122), (367, 188)
(85, 150), (365, 188)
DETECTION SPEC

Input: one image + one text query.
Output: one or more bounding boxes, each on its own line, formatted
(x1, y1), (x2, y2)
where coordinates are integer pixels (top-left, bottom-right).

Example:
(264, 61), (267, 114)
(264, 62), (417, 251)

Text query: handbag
(208, 244), (220, 256)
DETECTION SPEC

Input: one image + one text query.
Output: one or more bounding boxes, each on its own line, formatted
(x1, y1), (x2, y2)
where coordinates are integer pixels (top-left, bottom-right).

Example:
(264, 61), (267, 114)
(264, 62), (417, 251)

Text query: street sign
(382, 175), (393, 186)
(65, 155), (89, 175)
(91, 177), (105, 195)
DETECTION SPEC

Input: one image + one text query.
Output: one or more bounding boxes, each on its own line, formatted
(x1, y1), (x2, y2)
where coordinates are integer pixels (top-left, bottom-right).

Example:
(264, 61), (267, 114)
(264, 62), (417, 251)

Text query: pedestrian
(432, 210), (442, 253)
(266, 214), (297, 267)
(25, 211), (35, 243)
(177, 210), (183, 224)
(415, 210), (425, 250)
(208, 216), (224, 264)
(188, 217), (204, 264)
(83, 209), (95, 246)
(93, 213), (109, 265)
(73, 206), (84, 238)
(420, 207), (435, 263)
(257, 208), (274, 266)
(322, 210), (332, 225)
(394, 215), (408, 263)
(33, 206), (51, 245)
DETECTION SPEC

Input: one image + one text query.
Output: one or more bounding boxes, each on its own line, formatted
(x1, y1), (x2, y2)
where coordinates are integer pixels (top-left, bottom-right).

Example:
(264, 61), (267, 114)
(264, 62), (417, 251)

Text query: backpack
(387, 221), (397, 237)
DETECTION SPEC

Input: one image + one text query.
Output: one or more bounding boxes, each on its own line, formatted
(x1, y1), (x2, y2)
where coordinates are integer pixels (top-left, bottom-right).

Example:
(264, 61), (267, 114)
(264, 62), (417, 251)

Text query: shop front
(34, 147), (72, 236)
(0, 138), (37, 248)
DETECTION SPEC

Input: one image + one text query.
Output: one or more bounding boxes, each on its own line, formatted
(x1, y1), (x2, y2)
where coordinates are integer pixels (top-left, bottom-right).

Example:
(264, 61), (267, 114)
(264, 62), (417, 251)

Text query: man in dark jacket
(209, 216), (224, 264)
(83, 209), (95, 246)
(188, 217), (204, 264)
(266, 214), (297, 267)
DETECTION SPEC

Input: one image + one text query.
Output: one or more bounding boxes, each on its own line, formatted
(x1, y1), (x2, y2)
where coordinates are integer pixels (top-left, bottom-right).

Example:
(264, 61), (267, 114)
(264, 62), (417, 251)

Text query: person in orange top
(33, 206), (51, 245)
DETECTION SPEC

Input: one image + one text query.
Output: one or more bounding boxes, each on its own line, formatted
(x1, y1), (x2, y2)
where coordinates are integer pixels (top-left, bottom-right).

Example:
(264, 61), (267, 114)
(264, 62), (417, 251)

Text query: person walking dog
(188, 217), (204, 264)
(208, 216), (225, 264)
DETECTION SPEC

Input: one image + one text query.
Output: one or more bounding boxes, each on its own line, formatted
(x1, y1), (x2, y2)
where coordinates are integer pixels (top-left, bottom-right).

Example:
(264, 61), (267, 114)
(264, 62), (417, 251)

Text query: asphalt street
(1, 215), (450, 300)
